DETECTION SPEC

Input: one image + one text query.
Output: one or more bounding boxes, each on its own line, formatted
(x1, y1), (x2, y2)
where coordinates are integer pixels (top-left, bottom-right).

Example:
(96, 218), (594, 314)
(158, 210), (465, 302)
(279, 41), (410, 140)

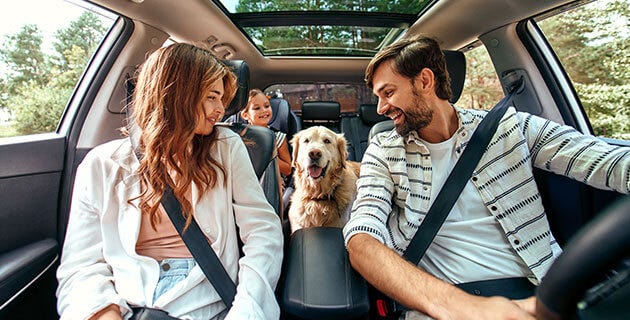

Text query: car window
(537, 0), (629, 140)
(459, 44), (504, 110)
(265, 83), (377, 113)
(0, 0), (116, 138)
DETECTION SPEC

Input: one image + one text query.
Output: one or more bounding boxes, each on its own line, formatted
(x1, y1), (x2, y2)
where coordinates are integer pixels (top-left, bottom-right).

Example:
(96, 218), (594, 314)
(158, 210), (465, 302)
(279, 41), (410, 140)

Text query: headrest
(443, 50), (466, 104)
(358, 104), (388, 126)
(269, 97), (290, 131)
(223, 60), (250, 118)
(301, 101), (340, 121)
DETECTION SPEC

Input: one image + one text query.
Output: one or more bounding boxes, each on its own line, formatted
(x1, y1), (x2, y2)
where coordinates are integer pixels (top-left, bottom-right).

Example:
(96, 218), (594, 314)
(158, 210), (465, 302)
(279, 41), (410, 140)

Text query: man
(343, 35), (629, 320)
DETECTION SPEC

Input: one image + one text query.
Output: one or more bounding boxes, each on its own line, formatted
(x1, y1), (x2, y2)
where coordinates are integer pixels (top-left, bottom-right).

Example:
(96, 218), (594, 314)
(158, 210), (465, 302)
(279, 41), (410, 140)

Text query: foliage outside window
(459, 45), (504, 110)
(537, 0), (629, 140)
(0, 0), (114, 138)
(231, 0), (429, 56)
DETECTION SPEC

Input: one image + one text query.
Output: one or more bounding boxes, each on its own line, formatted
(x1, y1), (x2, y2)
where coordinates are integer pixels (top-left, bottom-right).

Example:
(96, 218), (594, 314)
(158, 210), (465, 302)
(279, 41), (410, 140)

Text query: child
(241, 89), (292, 178)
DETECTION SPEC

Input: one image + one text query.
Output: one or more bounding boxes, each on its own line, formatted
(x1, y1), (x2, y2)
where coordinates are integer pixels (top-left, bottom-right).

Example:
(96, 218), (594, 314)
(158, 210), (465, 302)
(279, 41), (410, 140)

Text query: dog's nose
(309, 149), (322, 161)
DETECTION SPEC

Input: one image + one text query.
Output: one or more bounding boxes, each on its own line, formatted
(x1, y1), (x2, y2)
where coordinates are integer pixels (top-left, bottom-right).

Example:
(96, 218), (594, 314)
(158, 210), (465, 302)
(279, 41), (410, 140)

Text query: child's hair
(243, 88), (266, 112)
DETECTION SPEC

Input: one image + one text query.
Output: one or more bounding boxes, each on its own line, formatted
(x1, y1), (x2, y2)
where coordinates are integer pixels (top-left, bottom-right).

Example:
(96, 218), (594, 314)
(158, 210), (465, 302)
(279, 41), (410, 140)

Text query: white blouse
(57, 127), (283, 320)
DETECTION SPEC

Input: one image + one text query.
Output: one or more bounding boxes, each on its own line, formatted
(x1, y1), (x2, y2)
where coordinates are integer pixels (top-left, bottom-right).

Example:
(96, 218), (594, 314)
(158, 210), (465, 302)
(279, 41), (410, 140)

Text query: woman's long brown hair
(132, 43), (237, 230)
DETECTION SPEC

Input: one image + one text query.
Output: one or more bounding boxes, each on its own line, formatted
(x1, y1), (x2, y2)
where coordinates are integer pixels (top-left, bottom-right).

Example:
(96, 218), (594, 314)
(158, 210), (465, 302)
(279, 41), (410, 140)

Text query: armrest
(0, 238), (59, 307)
(281, 227), (369, 320)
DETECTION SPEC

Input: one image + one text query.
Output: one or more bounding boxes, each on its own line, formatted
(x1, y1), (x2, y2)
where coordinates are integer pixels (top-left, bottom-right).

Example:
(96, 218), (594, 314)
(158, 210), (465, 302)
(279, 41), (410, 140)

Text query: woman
(56, 43), (283, 320)
(240, 89), (292, 178)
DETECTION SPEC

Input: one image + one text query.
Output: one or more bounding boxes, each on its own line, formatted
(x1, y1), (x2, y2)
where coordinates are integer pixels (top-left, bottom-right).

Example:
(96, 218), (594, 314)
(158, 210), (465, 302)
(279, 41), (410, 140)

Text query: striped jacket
(343, 106), (629, 281)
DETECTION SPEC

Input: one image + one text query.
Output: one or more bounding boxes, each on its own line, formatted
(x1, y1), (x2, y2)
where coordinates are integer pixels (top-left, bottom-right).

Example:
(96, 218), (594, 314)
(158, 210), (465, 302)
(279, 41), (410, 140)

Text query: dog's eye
(303, 138), (309, 143)
(323, 138), (331, 144)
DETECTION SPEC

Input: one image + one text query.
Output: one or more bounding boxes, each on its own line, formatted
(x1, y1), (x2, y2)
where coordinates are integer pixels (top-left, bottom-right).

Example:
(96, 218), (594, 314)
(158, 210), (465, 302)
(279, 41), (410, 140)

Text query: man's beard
(393, 90), (433, 136)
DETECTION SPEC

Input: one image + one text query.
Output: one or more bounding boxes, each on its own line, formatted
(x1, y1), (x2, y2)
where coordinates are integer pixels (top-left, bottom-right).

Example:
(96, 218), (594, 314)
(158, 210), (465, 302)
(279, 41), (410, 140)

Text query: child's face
(244, 93), (273, 126)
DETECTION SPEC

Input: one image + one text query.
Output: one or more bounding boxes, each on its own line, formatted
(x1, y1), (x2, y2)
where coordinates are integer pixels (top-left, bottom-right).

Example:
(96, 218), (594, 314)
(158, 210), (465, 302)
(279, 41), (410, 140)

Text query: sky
(0, 0), (240, 48)
(0, 0), (115, 52)
(221, 0), (238, 11)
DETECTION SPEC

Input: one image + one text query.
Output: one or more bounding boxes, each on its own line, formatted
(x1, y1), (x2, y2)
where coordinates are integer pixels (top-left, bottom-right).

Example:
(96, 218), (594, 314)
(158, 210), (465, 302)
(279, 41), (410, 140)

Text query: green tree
(0, 24), (48, 96)
(236, 0), (427, 55)
(9, 82), (72, 134)
(460, 46), (503, 110)
(1, 12), (108, 135)
(539, 0), (629, 139)
(538, 0), (629, 85)
(52, 12), (108, 70)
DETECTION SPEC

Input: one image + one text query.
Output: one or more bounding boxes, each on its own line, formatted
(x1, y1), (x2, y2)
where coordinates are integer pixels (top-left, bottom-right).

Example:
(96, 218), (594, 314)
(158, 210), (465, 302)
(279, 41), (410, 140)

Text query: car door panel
(0, 134), (65, 314)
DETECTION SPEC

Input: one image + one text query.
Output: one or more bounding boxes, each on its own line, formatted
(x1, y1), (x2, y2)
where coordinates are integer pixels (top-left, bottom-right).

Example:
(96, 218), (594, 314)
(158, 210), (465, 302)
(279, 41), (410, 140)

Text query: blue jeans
(153, 258), (196, 303)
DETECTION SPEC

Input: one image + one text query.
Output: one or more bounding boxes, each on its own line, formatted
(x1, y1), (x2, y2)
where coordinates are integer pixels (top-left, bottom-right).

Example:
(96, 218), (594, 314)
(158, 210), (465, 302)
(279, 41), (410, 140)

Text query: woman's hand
(88, 304), (122, 320)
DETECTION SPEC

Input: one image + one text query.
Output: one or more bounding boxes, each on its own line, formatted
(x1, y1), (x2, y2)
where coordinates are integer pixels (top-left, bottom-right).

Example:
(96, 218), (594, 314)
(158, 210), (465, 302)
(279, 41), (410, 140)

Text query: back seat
(341, 104), (388, 161)
(269, 97), (301, 151)
(301, 101), (341, 132)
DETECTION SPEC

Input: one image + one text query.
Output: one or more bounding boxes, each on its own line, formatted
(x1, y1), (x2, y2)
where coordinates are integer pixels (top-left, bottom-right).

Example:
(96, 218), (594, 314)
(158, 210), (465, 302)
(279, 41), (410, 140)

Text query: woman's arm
(226, 138), (284, 320)
(88, 304), (123, 320)
(56, 152), (129, 320)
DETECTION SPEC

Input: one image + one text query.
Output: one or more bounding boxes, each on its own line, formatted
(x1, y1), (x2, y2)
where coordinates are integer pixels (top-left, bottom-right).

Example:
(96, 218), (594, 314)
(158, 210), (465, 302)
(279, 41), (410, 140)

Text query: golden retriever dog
(288, 126), (361, 233)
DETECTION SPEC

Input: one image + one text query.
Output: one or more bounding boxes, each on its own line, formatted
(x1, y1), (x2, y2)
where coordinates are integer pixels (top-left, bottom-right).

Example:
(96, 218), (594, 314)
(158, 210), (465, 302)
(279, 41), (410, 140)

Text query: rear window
(265, 83), (377, 114)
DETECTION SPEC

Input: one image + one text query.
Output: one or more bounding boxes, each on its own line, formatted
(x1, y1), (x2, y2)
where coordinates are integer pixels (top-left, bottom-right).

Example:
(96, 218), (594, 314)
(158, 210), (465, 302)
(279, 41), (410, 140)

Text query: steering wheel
(536, 196), (630, 320)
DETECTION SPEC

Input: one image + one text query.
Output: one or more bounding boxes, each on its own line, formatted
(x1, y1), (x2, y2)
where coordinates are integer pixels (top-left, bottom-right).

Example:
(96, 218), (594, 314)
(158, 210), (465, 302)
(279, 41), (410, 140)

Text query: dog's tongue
(308, 166), (323, 178)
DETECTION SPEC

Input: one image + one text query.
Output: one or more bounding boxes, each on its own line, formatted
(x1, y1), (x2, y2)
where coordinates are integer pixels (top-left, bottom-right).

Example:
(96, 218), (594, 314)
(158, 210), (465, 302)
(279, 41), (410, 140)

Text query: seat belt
(401, 91), (513, 264)
(375, 88), (516, 317)
(161, 187), (237, 308)
(126, 108), (237, 309)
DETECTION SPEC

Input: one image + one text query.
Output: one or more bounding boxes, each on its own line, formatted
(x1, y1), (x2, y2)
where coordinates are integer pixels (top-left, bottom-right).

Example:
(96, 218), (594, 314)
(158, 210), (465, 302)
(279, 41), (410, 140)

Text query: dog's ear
(336, 132), (348, 169)
(290, 132), (300, 168)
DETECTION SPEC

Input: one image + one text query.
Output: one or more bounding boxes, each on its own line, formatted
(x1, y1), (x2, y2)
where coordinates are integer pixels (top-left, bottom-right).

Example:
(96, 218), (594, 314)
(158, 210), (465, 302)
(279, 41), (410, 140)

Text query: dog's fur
(288, 126), (361, 233)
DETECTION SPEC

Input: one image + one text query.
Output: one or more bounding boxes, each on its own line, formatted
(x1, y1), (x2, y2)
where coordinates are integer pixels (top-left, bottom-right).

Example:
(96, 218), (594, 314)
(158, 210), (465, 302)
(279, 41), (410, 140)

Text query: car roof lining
(89, 0), (574, 88)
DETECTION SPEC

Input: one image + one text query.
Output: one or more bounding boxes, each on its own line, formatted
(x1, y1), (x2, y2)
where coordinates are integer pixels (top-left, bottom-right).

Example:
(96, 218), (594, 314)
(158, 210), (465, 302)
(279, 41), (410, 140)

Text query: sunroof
(244, 26), (406, 57)
(220, 0), (429, 14)
(214, 0), (434, 56)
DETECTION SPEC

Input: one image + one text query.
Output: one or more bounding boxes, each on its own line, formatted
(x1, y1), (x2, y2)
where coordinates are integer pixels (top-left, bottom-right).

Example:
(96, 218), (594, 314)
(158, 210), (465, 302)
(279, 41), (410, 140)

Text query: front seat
(222, 60), (283, 217)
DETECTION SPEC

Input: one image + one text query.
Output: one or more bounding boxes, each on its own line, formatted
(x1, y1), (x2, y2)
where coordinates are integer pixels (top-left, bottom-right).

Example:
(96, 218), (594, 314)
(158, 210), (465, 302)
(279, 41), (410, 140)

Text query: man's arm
(520, 112), (630, 194)
(347, 233), (537, 320)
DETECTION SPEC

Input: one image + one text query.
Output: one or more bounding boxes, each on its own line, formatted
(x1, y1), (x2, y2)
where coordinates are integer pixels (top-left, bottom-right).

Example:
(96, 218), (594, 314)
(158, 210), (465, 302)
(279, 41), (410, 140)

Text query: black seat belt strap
(402, 91), (513, 263)
(161, 186), (237, 308)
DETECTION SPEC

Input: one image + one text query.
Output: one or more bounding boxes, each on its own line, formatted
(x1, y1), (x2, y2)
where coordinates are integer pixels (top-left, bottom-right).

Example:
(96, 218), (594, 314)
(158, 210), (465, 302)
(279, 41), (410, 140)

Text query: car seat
(300, 101), (341, 132)
(222, 60), (283, 217)
(269, 97), (302, 152)
(342, 103), (388, 161)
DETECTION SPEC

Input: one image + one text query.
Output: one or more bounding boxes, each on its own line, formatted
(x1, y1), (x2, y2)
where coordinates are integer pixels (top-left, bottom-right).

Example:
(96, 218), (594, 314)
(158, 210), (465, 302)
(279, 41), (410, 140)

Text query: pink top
(135, 204), (192, 261)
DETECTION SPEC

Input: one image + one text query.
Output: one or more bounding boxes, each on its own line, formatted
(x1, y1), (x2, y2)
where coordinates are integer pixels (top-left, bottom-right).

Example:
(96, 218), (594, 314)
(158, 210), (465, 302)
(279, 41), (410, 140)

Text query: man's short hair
(365, 35), (452, 101)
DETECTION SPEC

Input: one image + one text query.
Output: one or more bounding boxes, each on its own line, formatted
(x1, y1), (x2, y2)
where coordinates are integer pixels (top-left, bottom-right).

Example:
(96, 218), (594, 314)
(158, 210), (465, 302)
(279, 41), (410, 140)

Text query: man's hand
(347, 233), (539, 320)
(514, 296), (537, 316)
(440, 294), (537, 320)
(88, 304), (122, 320)
(440, 292), (538, 320)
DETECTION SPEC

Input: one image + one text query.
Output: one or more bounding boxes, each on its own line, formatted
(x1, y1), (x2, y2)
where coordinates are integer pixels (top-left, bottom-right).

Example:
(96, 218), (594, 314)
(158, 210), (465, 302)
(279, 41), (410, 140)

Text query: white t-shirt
(418, 134), (531, 284)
